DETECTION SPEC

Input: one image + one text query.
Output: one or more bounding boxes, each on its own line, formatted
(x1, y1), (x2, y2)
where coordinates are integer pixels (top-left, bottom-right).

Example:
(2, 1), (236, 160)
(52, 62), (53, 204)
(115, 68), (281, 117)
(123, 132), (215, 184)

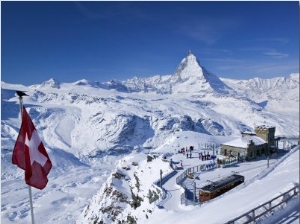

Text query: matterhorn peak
(187, 50), (193, 56)
(172, 50), (204, 82)
(185, 50), (201, 66)
(170, 50), (233, 94)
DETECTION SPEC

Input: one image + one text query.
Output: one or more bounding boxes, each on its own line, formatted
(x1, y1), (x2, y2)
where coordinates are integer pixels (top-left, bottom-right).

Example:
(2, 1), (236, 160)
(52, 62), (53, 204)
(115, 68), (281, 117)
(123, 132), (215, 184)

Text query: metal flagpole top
(16, 90), (28, 102)
(16, 91), (28, 119)
(16, 90), (28, 97)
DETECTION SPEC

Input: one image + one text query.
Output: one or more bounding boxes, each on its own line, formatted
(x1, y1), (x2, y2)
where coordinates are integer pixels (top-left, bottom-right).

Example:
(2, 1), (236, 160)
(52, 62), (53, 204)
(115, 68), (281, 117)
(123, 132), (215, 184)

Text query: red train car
(199, 174), (244, 202)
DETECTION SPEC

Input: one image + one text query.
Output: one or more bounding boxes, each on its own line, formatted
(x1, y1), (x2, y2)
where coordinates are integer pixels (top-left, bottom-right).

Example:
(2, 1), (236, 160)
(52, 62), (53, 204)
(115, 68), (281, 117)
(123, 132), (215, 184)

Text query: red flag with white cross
(12, 106), (52, 190)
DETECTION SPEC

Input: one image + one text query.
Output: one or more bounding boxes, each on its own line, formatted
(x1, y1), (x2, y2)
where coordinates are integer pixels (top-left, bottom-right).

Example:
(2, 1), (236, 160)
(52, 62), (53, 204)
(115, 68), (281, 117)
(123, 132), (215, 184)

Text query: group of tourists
(178, 146), (194, 154)
(199, 152), (211, 161)
(177, 146), (195, 159)
(177, 146), (218, 161)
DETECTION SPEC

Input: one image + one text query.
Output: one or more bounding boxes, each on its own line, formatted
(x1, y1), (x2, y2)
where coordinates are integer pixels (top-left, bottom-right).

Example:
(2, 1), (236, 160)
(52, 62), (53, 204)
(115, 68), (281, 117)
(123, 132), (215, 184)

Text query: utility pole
(160, 169), (163, 189)
(267, 146), (270, 168)
(193, 182), (197, 202)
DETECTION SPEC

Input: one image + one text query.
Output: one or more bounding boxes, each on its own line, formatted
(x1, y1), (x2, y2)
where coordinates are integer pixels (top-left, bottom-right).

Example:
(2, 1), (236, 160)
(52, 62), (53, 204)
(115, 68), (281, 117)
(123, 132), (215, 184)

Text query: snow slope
(1, 51), (299, 223)
(145, 147), (299, 224)
(75, 128), (299, 223)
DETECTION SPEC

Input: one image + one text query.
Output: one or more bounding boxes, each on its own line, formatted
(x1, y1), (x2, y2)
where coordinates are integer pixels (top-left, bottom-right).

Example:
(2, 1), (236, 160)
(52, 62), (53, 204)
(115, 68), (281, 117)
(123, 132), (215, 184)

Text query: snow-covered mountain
(1, 50), (299, 223)
(2, 51), (298, 157)
(1, 52), (299, 157)
(221, 73), (299, 114)
(115, 50), (234, 95)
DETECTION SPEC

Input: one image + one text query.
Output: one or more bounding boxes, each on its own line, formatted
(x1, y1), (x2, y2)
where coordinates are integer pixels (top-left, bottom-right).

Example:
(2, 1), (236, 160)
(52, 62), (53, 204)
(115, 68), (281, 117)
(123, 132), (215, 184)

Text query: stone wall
(221, 125), (275, 160)
(255, 126), (276, 146)
(221, 141), (268, 161)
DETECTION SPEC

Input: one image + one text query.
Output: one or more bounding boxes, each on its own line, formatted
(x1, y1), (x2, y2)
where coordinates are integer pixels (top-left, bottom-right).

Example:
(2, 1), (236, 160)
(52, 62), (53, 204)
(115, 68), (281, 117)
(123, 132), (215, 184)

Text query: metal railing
(177, 162), (220, 205)
(176, 162), (217, 185)
(226, 184), (299, 224)
(180, 146), (299, 206)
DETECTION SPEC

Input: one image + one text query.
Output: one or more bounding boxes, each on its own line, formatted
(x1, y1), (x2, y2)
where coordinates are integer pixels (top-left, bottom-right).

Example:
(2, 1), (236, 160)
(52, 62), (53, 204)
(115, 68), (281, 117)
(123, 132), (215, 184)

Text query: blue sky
(1, 1), (299, 85)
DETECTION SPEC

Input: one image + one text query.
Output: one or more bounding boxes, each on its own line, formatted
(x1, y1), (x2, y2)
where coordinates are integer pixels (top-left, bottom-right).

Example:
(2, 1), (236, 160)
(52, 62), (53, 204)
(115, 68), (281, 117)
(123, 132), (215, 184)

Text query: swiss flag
(12, 106), (52, 190)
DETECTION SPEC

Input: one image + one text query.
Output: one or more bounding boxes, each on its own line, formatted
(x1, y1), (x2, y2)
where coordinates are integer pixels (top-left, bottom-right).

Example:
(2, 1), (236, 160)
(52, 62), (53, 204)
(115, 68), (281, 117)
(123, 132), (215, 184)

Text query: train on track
(199, 173), (244, 202)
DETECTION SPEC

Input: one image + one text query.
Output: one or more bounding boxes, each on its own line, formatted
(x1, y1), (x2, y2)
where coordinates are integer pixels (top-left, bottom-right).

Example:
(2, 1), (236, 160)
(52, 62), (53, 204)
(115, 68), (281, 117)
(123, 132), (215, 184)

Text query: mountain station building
(220, 125), (278, 161)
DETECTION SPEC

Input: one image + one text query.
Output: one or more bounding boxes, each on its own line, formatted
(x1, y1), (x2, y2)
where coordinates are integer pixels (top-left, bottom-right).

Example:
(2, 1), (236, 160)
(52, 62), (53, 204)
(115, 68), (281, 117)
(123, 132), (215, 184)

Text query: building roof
(255, 125), (275, 129)
(222, 136), (266, 148)
(241, 131), (256, 135)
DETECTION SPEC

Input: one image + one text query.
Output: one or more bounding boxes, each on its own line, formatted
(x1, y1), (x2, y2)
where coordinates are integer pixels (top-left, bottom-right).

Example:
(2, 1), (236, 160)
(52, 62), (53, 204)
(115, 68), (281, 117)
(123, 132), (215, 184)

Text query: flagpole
(17, 92), (35, 224)
(28, 186), (35, 224)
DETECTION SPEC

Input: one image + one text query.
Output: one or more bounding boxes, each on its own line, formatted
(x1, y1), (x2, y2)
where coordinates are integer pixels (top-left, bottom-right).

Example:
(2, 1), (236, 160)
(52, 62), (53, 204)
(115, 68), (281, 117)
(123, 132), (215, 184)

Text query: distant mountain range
(1, 51), (299, 159)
